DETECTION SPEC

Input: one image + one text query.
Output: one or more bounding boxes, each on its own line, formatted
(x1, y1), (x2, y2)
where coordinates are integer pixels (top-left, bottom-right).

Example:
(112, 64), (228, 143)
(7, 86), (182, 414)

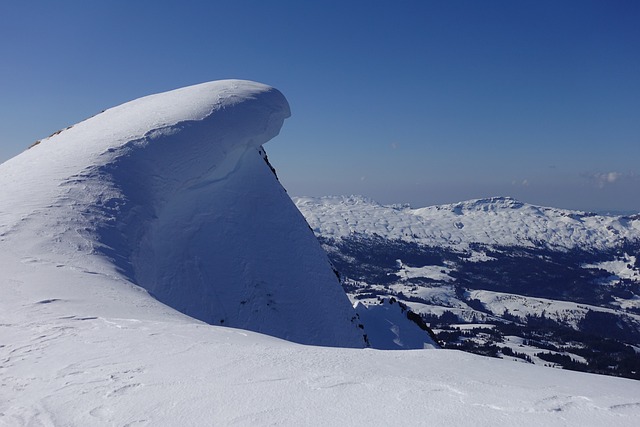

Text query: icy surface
(2, 82), (640, 425)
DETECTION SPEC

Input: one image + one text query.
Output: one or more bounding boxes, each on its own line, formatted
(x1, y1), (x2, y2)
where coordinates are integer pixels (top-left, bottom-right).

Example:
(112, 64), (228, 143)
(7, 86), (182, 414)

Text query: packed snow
(2, 81), (640, 425)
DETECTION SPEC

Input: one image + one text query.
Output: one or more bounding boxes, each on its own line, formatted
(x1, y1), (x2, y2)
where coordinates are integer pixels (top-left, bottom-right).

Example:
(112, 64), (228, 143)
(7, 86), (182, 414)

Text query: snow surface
(468, 289), (640, 329)
(5, 311), (640, 426)
(0, 79), (363, 348)
(395, 259), (454, 281)
(353, 298), (439, 349)
(294, 195), (640, 251)
(584, 254), (640, 281)
(2, 81), (640, 425)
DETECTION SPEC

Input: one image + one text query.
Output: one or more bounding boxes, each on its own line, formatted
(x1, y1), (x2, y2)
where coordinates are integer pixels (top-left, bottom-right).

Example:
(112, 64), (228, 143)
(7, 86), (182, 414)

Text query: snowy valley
(1, 81), (640, 425)
(295, 195), (640, 379)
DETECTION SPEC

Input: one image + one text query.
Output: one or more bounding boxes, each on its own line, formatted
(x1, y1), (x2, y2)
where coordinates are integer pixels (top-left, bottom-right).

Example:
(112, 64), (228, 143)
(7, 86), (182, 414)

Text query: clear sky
(1, 1), (639, 212)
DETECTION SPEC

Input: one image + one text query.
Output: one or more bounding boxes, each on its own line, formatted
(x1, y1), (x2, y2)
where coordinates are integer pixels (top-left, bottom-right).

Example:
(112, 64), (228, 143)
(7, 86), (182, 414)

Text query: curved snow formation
(0, 80), (364, 348)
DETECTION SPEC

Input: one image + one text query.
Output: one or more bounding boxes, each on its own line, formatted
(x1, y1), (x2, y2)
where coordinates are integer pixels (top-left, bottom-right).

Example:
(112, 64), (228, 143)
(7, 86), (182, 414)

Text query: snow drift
(0, 80), (364, 348)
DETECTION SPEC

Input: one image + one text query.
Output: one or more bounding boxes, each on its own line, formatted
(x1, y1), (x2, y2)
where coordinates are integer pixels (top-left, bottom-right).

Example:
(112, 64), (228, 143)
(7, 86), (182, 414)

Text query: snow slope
(353, 298), (439, 349)
(294, 195), (640, 251)
(2, 82), (640, 425)
(4, 310), (640, 426)
(468, 289), (639, 329)
(0, 80), (363, 348)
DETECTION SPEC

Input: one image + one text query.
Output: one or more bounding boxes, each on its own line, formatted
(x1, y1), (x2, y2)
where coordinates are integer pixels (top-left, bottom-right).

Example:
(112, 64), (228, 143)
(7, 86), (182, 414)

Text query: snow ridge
(0, 80), (364, 348)
(294, 195), (640, 251)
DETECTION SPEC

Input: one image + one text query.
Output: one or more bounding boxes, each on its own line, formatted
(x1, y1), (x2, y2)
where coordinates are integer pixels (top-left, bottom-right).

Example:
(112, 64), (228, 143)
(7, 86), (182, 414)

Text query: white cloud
(603, 172), (621, 183)
(583, 171), (632, 188)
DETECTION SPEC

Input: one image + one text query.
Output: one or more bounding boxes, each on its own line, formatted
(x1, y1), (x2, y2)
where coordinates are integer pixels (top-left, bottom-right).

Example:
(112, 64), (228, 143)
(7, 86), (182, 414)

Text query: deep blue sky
(1, 1), (639, 212)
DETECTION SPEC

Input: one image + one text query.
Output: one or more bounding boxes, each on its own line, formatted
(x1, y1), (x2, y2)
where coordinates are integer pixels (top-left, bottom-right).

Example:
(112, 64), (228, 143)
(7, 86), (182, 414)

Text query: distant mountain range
(295, 195), (640, 251)
(295, 195), (640, 379)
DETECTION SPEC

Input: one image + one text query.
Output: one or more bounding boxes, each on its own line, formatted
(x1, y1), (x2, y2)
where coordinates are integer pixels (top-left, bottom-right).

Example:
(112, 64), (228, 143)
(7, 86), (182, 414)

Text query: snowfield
(4, 312), (640, 426)
(467, 289), (640, 329)
(2, 80), (640, 425)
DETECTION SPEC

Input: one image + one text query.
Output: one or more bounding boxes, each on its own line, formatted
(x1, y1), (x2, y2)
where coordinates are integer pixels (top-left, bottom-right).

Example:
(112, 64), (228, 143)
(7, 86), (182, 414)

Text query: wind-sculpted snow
(294, 195), (640, 251)
(0, 80), (364, 348)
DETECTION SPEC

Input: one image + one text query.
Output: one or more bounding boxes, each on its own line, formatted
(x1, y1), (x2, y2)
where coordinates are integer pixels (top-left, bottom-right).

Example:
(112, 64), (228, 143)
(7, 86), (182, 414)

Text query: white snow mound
(0, 80), (364, 348)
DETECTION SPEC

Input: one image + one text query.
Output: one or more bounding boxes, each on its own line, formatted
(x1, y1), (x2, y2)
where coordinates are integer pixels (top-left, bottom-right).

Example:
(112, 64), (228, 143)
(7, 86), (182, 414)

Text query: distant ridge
(294, 195), (640, 251)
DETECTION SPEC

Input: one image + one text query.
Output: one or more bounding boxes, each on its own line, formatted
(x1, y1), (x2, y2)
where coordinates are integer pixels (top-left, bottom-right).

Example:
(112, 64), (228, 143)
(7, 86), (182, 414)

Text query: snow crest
(0, 80), (364, 348)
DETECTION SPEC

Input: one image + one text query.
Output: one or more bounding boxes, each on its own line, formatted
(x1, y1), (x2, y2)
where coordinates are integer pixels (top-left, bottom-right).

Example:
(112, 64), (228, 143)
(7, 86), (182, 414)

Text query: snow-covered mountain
(295, 195), (640, 378)
(2, 82), (640, 425)
(295, 195), (640, 251)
